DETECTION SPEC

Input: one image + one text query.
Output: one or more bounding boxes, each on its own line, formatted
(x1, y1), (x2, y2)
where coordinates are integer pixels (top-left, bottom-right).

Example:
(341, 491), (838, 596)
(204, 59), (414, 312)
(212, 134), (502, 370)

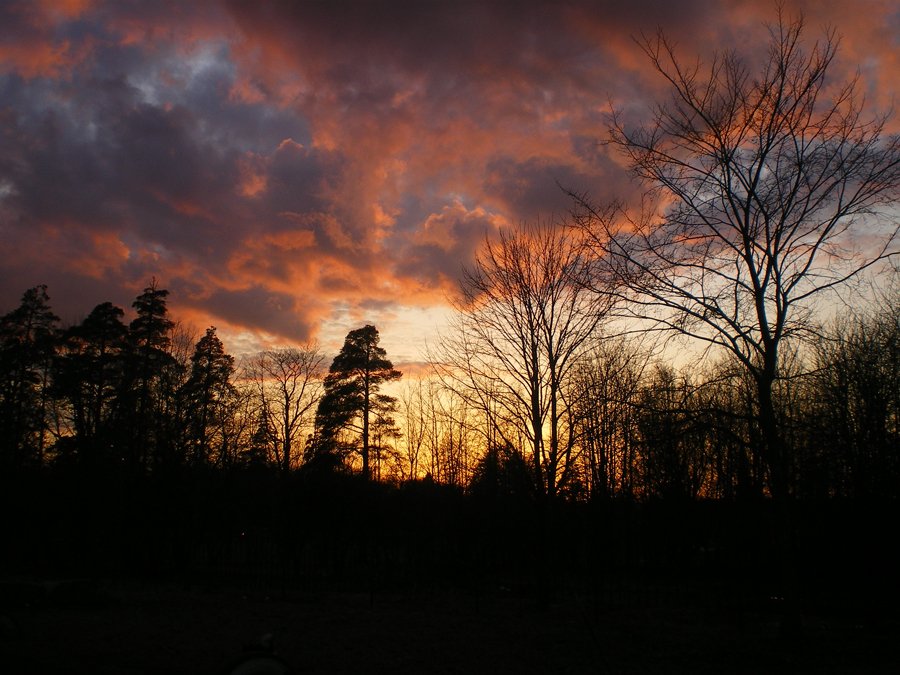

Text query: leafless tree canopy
(435, 221), (612, 499)
(571, 10), (900, 498)
(245, 345), (324, 473)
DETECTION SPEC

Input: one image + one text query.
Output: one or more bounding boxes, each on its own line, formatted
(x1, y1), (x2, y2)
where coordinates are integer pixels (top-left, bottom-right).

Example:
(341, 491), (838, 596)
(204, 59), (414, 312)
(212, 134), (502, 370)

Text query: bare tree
(571, 10), (900, 501)
(429, 385), (479, 487)
(398, 379), (431, 480)
(216, 379), (256, 468)
(807, 283), (900, 499)
(695, 357), (767, 500)
(405, 376), (481, 486)
(246, 345), (324, 473)
(570, 336), (649, 500)
(635, 364), (713, 500)
(435, 221), (610, 500)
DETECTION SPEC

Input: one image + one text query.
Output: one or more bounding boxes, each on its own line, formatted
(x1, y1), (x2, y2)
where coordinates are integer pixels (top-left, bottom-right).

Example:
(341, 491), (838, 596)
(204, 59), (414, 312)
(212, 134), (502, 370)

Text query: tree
(469, 441), (533, 502)
(313, 325), (401, 479)
(120, 279), (177, 472)
(635, 364), (711, 500)
(246, 345), (324, 473)
(806, 289), (900, 499)
(695, 357), (767, 501)
(569, 10), (900, 630)
(129, 279), (174, 358)
(398, 380), (429, 480)
(571, 11), (900, 502)
(0, 285), (59, 470)
(181, 327), (236, 467)
(53, 302), (128, 467)
(570, 337), (648, 500)
(435, 222), (609, 501)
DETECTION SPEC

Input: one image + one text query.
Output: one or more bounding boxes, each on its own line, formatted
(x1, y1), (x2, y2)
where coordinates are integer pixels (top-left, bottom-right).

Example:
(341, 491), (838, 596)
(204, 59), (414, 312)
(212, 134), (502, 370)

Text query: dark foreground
(1, 581), (896, 675)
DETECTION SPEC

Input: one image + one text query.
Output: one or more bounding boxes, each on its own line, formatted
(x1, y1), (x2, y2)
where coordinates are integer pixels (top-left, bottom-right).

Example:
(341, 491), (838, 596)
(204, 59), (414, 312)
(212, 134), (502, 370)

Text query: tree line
(1, 268), (896, 503)
(0, 282), (401, 481)
(3, 12), (899, 503)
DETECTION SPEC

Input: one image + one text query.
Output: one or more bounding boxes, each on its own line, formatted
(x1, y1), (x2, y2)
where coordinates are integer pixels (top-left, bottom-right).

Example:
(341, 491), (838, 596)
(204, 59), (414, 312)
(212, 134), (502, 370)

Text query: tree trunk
(362, 372), (370, 480)
(757, 369), (801, 635)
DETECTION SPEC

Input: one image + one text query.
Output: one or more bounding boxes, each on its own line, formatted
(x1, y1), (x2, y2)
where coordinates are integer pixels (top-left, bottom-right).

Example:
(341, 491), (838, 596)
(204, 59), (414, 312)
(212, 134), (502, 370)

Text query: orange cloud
(39, 0), (93, 19)
(0, 41), (74, 79)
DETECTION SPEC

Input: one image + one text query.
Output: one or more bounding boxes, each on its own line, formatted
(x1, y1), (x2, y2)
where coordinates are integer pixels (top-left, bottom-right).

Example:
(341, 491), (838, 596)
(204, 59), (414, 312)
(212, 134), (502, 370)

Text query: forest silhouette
(2, 10), (900, 675)
(1, 275), (897, 671)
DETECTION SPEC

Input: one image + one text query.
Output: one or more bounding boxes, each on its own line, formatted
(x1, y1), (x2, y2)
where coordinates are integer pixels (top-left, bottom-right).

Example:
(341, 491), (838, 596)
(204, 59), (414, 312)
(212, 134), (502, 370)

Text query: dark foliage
(311, 325), (401, 479)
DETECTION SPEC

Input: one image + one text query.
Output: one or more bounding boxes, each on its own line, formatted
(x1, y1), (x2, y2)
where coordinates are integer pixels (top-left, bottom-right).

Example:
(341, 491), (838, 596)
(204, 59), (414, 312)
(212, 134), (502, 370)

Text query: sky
(1, 0), (898, 366)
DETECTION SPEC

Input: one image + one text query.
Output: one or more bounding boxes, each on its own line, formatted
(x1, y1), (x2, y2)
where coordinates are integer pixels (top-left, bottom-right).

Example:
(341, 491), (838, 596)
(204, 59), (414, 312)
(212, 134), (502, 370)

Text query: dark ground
(1, 580), (896, 674)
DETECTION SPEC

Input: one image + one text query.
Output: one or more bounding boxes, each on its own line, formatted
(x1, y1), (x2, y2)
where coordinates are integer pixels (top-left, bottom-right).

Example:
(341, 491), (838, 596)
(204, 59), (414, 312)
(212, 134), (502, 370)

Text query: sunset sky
(1, 0), (898, 366)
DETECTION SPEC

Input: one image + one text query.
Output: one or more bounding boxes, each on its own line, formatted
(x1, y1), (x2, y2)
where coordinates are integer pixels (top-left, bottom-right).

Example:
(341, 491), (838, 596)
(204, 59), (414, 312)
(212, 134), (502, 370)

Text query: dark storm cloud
(0, 2), (347, 332)
(392, 201), (504, 290)
(482, 155), (623, 222)
(198, 285), (317, 342)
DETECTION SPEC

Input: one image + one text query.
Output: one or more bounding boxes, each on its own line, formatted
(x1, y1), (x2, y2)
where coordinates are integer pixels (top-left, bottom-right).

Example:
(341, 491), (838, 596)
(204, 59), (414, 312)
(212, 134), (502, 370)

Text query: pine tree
(314, 325), (401, 479)
(0, 285), (59, 469)
(53, 302), (128, 466)
(121, 279), (177, 472)
(181, 327), (235, 467)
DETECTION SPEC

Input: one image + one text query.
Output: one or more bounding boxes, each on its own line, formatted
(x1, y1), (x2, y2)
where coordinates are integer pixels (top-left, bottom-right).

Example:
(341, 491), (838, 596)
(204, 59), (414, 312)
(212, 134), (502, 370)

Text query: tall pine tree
(0, 285), (59, 470)
(122, 279), (176, 472)
(313, 325), (400, 479)
(53, 301), (128, 467)
(181, 327), (235, 467)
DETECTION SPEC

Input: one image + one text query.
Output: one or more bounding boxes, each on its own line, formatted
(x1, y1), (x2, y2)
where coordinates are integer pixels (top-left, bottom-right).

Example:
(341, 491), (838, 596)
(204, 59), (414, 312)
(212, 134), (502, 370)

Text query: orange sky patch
(0, 41), (72, 79)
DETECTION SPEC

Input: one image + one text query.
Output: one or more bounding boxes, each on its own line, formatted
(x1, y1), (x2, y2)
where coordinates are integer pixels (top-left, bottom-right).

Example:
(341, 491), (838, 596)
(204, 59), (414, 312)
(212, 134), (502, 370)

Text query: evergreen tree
(53, 302), (128, 467)
(121, 279), (177, 472)
(130, 279), (174, 357)
(181, 327), (235, 467)
(314, 325), (401, 479)
(0, 285), (59, 470)
(244, 403), (275, 469)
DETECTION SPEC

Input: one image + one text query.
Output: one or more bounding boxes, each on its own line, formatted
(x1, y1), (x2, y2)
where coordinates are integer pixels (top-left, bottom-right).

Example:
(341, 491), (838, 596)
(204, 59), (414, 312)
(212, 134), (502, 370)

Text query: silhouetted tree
(570, 337), (648, 500)
(806, 291), (900, 499)
(181, 327), (235, 467)
(53, 301), (128, 467)
(246, 345), (324, 473)
(244, 399), (277, 469)
(635, 365), (710, 500)
(398, 380), (429, 480)
(409, 380), (479, 487)
(120, 279), (177, 472)
(0, 285), (59, 470)
(570, 11), (900, 629)
(435, 222), (610, 501)
(314, 325), (401, 479)
(215, 378), (256, 469)
(572, 10), (900, 503)
(696, 359), (765, 500)
(469, 442), (532, 502)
